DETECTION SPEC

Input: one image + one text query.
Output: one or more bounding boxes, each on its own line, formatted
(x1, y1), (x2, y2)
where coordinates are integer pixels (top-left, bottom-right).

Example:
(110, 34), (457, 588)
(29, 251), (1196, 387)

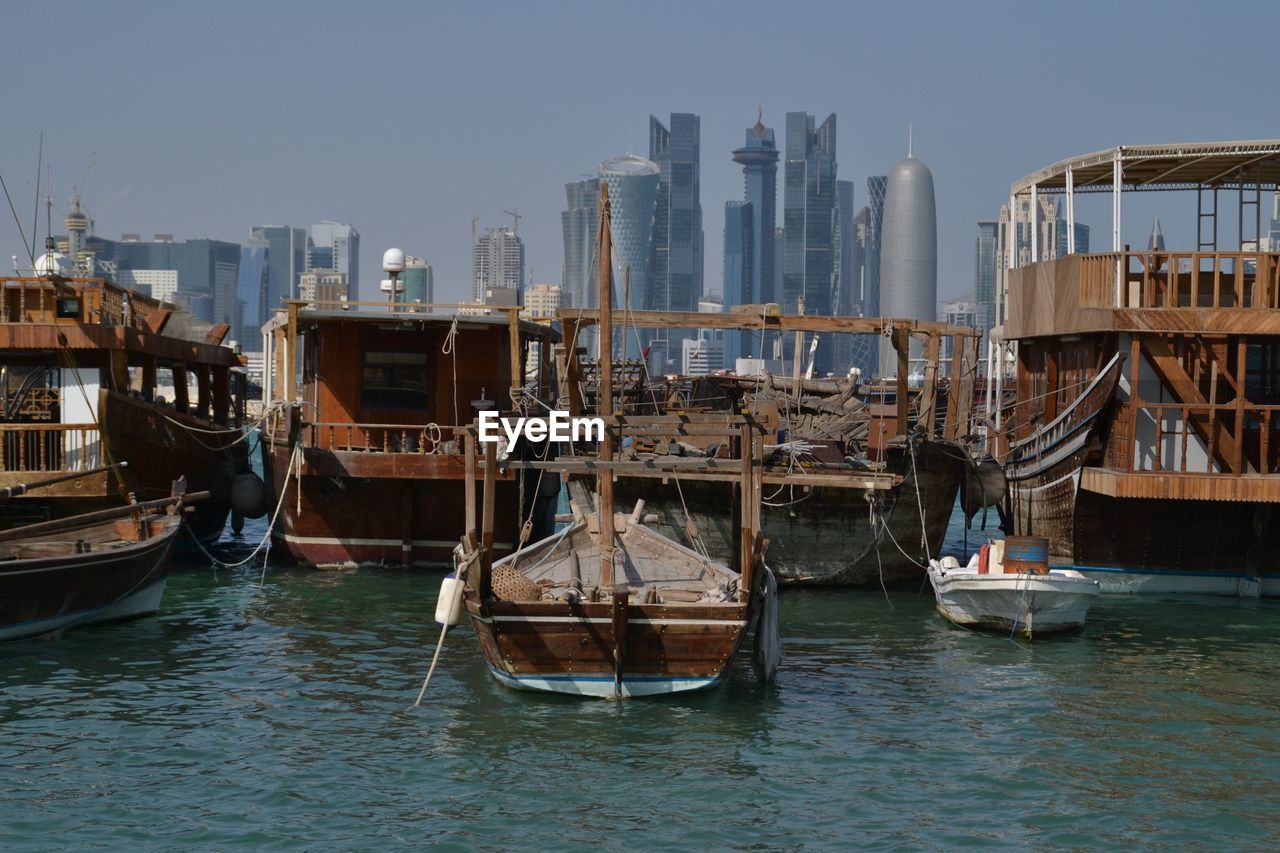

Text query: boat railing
(306, 421), (467, 455)
(0, 422), (102, 473)
(1125, 401), (1280, 475)
(0, 276), (158, 329)
(1079, 251), (1280, 310)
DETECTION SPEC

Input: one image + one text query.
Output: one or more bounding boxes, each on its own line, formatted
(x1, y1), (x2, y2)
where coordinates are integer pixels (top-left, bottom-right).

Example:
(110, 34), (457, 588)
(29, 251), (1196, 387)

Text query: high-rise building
(974, 221), (998, 333)
(402, 255), (433, 307)
(939, 296), (980, 373)
(723, 200), (754, 363)
(83, 234), (240, 326)
(648, 113), (703, 314)
(731, 109), (778, 306)
(845, 205), (877, 378)
(878, 144), (937, 377)
(863, 176), (887, 319)
(249, 225), (306, 311)
(472, 226), (525, 301)
(682, 298), (725, 375)
(235, 239), (269, 349)
(298, 270), (348, 303)
(600, 154), (661, 358)
(829, 179), (858, 372)
(782, 112), (837, 321)
(561, 177), (600, 310)
(308, 222), (359, 295)
(993, 196), (1088, 328)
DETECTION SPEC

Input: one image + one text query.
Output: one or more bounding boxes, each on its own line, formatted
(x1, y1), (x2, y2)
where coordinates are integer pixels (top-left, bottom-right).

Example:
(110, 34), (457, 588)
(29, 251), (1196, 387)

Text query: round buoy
(435, 573), (465, 627)
(961, 459), (1007, 519)
(230, 472), (269, 519)
(231, 508), (245, 534)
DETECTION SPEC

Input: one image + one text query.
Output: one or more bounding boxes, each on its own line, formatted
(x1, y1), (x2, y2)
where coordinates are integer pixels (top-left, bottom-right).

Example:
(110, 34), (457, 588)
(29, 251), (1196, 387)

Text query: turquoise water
(2, 508), (1278, 849)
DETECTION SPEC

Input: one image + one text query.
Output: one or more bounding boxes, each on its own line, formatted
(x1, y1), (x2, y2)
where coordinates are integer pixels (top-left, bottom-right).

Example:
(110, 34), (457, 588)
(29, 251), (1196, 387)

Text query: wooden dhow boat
(558, 309), (981, 587)
(454, 184), (776, 698)
(0, 267), (250, 544)
(993, 140), (1280, 596)
(0, 476), (202, 641)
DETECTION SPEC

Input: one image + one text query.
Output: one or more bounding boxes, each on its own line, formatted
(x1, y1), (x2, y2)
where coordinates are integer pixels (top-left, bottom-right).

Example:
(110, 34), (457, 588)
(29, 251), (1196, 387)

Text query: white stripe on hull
(0, 578), (167, 642)
(487, 666), (722, 698)
(279, 533), (514, 550)
(1071, 566), (1276, 598)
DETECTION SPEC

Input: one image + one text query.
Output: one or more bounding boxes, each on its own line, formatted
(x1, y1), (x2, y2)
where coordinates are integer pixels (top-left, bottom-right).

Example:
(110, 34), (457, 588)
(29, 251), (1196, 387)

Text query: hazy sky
(3, 0), (1277, 305)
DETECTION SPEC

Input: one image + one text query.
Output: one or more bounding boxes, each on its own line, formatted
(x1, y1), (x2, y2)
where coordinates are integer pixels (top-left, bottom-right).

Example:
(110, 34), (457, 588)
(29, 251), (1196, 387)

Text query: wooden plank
(480, 440), (497, 594)
(554, 307), (980, 338)
(464, 431), (477, 535)
(203, 323), (231, 346)
(1080, 467), (1280, 503)
(918, 331), (941, 437)
(507, 307), (522, 409)
(893, 327), (909, 436)
(1139, 333), (1241, 472)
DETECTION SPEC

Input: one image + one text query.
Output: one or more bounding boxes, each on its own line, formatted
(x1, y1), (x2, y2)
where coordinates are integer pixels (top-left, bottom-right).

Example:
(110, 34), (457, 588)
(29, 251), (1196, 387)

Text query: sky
(2, 0), (1278, 306)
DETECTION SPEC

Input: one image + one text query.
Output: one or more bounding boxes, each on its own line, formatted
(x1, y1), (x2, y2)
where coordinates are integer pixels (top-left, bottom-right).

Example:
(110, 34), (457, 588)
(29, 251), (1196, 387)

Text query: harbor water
(2, 508), (1277, 848)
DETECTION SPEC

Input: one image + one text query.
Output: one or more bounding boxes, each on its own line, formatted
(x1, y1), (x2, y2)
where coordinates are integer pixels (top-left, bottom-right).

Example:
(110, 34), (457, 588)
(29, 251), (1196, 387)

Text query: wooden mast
(597, 182), (616, 589)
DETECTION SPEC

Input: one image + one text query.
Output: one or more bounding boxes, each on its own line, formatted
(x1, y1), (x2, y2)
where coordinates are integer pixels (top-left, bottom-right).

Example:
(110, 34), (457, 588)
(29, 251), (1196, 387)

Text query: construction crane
(502, 208), (521, 234)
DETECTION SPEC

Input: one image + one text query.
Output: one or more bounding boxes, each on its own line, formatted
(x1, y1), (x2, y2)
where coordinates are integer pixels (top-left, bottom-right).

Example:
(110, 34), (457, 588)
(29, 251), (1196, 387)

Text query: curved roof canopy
(1012, 139), (1280, 195)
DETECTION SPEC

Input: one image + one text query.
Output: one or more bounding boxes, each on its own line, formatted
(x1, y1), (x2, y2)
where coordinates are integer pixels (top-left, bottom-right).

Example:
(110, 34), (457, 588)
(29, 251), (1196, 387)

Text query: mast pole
(597, 183), (616, 589)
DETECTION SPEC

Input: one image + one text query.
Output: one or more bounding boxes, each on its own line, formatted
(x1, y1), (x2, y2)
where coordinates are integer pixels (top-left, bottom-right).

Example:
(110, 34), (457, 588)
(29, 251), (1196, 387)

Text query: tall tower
(783, 111), (837, 371)
(722, 200), (754, 363)
(472, 226), (525, 300)
(250, 225), (307, 307)
(864, 175), (887, 318)
(974, 221), (998, 333)
(731, 108), (778, 306)
(600, 154), (660, 358)
(561, 177), (600, 310)
(648, 114), (703, 313)
(878, 137), (937, 377)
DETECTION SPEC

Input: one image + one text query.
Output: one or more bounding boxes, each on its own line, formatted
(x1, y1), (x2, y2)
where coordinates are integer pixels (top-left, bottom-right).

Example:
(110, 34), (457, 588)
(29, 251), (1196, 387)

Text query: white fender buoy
(435, 572), (465, 627)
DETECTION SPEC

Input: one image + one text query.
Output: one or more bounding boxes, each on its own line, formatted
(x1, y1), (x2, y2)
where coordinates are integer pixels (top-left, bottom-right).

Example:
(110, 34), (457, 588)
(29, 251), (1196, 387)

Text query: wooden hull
(466, 599), (750, 698)
(263, 436), (540, 569)
(1, 390), (246, 546)
(570, 439), (967, 587)
(0, 514), (180, 641)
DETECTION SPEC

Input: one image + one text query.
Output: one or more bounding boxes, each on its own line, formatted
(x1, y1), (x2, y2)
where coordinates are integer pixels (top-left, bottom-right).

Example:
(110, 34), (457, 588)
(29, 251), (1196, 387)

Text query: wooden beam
(944, 334), (964, 440)
(554, 307), (980, 338)
(918, 331), (941, 437)
(1139, 333), (1241, 472)
(507, 307), (522, 409)
(893, 327), (909, 436)
(203, 323), (231, 346)
(480, 440), (496, 594)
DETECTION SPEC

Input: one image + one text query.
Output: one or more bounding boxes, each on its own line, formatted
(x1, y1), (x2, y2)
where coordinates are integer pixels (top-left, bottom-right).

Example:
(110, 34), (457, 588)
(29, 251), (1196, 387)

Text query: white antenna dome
(33, 251), (73, 277)
(382, 248), (405, 274)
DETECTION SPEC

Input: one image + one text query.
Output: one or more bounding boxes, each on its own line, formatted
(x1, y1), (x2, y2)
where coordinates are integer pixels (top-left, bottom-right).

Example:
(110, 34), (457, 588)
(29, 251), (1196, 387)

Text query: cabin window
(55, 297), (81, 319)
(361, 350), (429, 410)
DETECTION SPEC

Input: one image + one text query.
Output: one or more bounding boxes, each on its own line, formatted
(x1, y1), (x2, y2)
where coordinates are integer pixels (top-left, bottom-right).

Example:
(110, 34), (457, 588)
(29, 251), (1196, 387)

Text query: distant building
(974, 221), (998, 333)
(731, 109), (779, 307)
(472, 226), (524, 301)
(235, 239), (269, 349)
(782, 112), (837, 315)
(682, 298), (725, 375)
(308, 222), (359, 295)
(600, 154), (661, 359)
(863, 175), (887, 318)
(649, 113), (703, 313)
(249, 225), (307, 309)
(561, 177), (600, 311)
(939, 296), (980, 372)
(402, 255), (433, 307)
(522, 283), (561, 319)
(830, 179), (858, 372)
(117, 269), (179, 303)
(82, 234), (239, 326)
(878, 142), (937, 376)
(298, 270), (348, 304)
(722, 200), (754, 363)
(994, 196), (1088, 328)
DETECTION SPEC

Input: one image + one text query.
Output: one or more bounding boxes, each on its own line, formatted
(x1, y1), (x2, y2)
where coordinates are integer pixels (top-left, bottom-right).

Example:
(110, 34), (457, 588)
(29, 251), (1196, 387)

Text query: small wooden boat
(0, 485), (202, 641)
(927, 538), (1099, 637)
(454, 183), (775, 698)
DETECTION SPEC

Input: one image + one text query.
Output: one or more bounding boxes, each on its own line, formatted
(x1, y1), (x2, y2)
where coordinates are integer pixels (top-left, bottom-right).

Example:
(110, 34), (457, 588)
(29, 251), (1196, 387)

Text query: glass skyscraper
(235, 240), (269, 350)
(722, 200), (753, 363)
(561, 177), (600, 311)
(308, 222), (359, 297)
(249, 225), (306, 312)
(731, 111), (778, 307)
(783, 112), (837, 372)
(974, 221), (998, 333)
(600, 154), (660, 359)
(863, 176), (887, 319)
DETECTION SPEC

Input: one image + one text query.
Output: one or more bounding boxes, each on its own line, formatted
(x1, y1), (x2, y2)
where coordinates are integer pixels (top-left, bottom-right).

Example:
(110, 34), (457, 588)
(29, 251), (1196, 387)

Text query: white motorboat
(927, 541), (1100, 637)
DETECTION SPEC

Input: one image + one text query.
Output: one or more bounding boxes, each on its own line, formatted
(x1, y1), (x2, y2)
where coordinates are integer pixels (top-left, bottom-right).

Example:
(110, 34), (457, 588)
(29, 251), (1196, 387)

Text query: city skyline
(2, 1), (1275, 311)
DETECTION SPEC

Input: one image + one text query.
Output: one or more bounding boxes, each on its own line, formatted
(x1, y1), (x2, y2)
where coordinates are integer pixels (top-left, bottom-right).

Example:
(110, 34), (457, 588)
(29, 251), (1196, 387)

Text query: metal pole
(1031, 183), (1039, 263)
(1066, 167), (1076, 255)
(1113, 149), (1123, 306)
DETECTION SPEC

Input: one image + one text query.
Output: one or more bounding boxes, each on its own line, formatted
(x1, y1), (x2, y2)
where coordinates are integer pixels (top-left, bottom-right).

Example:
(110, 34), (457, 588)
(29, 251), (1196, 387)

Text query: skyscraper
(648, 114), (703, 313)
(731, 109), (778, 306)
(783, 112), (837, 372)
(722, 200), (754, 363)
(308, 222), (359, 296)
(600, 154), (661, 359)
(235, 239), (269, 350)
(402, 255), (433, 306)
(472, 226), (524, 300)
(863, 176), (887, 319)
(561, 177), (600, 310)
(878, 143), (937, 376)
(249, 225), (306, 311)
(974, 221), (998, 333)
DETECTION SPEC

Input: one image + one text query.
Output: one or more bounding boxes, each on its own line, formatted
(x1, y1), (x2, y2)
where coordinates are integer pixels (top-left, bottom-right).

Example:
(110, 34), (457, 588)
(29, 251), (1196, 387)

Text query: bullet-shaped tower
(878, 135), (937, 377)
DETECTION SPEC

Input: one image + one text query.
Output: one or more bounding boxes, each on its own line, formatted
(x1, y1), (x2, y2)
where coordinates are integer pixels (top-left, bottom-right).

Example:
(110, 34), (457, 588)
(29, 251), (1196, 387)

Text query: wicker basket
(491, 564), (542, 602)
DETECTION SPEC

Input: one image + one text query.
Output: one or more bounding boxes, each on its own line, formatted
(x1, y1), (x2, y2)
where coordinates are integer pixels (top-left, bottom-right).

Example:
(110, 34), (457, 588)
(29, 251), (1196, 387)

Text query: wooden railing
(306, 421), (468, 454)
(0, 423), (102, 473)
(1128, 402), (1280, 475)
(0, 277), (155, 328)
(1080, 252), (1280, 310)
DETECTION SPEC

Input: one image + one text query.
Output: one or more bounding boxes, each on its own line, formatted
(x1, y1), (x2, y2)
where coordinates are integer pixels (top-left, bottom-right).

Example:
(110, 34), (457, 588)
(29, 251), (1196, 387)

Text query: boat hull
(466, 599), (750, 698)
(928, 567), (1099, 636)
(571, 438), (966, 587)
(0, 516), (180, 641)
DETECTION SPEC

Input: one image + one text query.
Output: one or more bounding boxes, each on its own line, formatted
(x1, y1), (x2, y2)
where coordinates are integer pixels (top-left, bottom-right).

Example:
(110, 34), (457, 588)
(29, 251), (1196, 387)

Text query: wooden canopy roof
(1012, 140), (1280, 195)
